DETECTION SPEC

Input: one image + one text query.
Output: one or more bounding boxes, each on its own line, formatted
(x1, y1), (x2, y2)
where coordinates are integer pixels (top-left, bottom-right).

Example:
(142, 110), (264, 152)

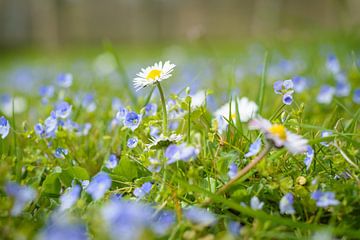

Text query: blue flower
(320, 131), (332, 147)
(326, 54), (340, 74)
(227, 221), (242, 236)
(80, 93), (96, 112)
(54, 101), (72, 119)
(228, 162), (238, 179)
(317, 85), (335, 104)
(184, 206), (217, 226)
(54, 148), (68, 159)
(0, 116), (10, 139)
(133, 182), (152, 199)
(165, 143), (198, 164)
(124, 111), (141, 131)
(250, 196), (264, 210)
(106, 154), (118, 169)
(86, 172), (112, 200)
(116, 107), (128, 122)
(59, 185), (81, 211)
(101, 200), (152, 240)
(39, 214), (88, 240)
(44, 113), (58, 136)
(304, 145), (314, 170)
(5, 182), (36, 216)
(151, 210), (176, 235)
(335, 81), (350, 97)
(292, 76), (309, 93)
(149, 126), (160, 139)
(34, 123), (45, 137)
(273, 79), (294, 105)
(353, 88), (360, 104)
(127, 137), (138, 149)
(311, 190), (339, 207)
(145, 103), (157, 116)
(283, 93), (293, 105)
(244, 139), (261, 157)
(39, 85), (55, 104)
(279, 193), (295, 215)
(57, 73), (73, 88)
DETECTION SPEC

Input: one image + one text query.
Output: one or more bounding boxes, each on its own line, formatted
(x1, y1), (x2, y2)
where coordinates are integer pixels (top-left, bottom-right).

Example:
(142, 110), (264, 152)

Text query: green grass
(0, 36), (360, 239)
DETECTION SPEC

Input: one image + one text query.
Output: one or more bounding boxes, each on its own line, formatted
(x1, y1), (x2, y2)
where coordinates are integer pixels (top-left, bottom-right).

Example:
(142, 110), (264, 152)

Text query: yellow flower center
(146, 69), (162, 80)
(268, 124), (287, 140)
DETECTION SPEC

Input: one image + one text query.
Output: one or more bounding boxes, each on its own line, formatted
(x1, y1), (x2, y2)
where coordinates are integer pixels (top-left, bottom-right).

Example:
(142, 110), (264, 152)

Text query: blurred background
(1, 0), (360, 49)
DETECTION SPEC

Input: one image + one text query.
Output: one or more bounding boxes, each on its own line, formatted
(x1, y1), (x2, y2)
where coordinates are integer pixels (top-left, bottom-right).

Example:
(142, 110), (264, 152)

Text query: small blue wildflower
(54, 101), (72, 119)
(335, 71), (347, 83)
(39, 215), (88, 240)
(106, 154), (118, 169)
(59, 185), (81, 211)
(335, 81), (350, 97)
(151, 210), (176, 235)
(184, 206), (217, 226)
(116, 107), (128, 122)
(227, 221), (242, 237)
(133, 182), (152, 199)
(244, 139), (261, 157)
(292, 76), (309, 93)
(62, 119), (79, 132)
(81, 93), (96, 112)
(44, 115), (58, 137)
(304, 145), (314, 170)
(228, 162), (238, 179)
(34, 123), (45, 137)
(101, 200), (156, 240)
(273, 80), (283, 94)
(311, 190), (339, 207)
(124, 111), (141, 131)
(250, 196), (264, 210)
(279, 193), (295, 215)
(54, 148), (68, 159)
(165, 143), (198, 164)
(39, 85), (55, 98)
(283, 93), (293, 105)
(169, 120), (179, 131)
(57, 73), (73, 88)
(326, 54), (340, 74)
(149, 126), (160, 139)
(39, 85), (55, 104)
(145, 103), (157, 116)
(127, 137), (138, 149)
(353, 88), (360, 104)
(0, 116), (10, 139)
(320, 131), (332, 147)
(5, 182), (36, 216)
(86, 172), (112, 200)
(317, 85), (335, 104)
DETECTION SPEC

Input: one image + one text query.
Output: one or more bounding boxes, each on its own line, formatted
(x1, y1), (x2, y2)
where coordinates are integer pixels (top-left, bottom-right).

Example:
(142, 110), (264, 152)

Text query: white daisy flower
(249, 117), (308, 154)
(134, 61), (176, 91)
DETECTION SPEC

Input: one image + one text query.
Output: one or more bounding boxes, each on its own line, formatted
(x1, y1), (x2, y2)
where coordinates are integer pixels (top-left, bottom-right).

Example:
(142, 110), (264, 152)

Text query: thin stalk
(156, 82), (168, 135)
(187, 98), (191, 144)
(217, 144), (272, 194)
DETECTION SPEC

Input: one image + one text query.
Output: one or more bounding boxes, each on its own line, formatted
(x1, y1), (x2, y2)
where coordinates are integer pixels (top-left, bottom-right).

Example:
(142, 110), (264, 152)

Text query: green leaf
(42, 173), (61, 195)
(113, 156), (138, 181)
(60, 166), (90, 186)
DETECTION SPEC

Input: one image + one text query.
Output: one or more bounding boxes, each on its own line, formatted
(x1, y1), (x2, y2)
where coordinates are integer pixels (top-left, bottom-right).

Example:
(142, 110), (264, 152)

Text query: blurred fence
(0, 0), (360, 48)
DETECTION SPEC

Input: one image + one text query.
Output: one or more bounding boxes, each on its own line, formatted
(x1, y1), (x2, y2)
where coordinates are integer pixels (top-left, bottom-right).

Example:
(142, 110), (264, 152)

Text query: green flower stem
(217, 144), (272, 194)
(156, 82), (168, 135)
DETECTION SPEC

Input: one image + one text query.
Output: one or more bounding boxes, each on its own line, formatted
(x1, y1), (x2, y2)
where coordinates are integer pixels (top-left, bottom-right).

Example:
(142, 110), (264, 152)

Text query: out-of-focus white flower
(215, 97), (258, 133)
